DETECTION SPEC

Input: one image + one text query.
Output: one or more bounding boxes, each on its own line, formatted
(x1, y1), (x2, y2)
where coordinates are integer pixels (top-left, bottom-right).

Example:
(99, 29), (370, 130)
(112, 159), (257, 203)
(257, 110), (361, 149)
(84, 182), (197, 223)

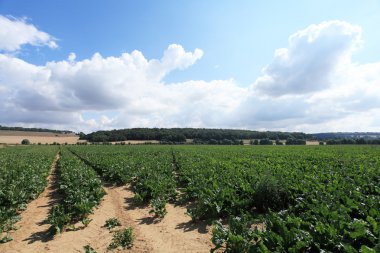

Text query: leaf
(360, 245), (375, 253)
(349, 219), (368, 240)
(0, 234), (13, 243)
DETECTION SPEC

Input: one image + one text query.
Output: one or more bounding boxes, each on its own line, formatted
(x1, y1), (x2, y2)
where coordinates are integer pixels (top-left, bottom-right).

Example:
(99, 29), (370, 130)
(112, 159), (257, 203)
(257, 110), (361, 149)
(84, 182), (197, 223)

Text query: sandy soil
(0, 136), (79, 145)
(0, 130), (79, 144)
(306, 141), (320, 145)
(123, 188), (213, 253)
(0, 157), (213, 253)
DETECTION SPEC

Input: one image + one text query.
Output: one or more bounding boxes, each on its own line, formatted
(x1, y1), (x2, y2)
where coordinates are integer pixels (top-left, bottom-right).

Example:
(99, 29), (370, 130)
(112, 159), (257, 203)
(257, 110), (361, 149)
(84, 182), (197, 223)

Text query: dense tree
(21, 139), (30, 145)
(83, 128), (310, 143)
(259, 139), (273, 145)
(286, 138), (306, 145)
(0, 125), (73, 134)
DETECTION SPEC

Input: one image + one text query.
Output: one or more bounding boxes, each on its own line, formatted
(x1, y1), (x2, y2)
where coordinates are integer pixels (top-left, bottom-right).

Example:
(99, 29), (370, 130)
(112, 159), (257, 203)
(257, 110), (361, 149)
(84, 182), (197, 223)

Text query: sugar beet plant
(70, 146), (177, 218)
(174, 146), (380, 252)
(48, 149), (105, 234)
(0, 146), (58, 241)
(66, 145), (379, 251)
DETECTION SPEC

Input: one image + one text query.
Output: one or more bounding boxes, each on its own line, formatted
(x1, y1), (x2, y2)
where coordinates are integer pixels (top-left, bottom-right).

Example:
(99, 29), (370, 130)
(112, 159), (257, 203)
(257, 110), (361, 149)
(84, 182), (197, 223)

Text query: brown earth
(0, 156), (213, 253)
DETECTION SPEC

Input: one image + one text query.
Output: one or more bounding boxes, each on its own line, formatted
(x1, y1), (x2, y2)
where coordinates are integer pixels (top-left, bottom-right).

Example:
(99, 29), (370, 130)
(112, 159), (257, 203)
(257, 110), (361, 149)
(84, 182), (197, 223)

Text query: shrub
(21, 139), (30, 145)
(253, 174), (290, 212)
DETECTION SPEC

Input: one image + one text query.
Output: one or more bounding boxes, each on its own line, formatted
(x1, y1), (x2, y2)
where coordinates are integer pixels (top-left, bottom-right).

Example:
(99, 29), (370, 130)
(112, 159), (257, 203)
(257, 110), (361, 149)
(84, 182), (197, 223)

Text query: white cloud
(254, 20), (362, 96)
(68, 52), (76, 62)
(0, 19), (380, 133)
(0, 15), (57, 52)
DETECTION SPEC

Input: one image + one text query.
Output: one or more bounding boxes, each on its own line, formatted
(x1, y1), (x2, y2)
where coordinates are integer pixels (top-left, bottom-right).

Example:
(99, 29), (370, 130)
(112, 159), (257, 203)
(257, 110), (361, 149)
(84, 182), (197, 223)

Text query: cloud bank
(0, 15), (57, 52)
(0, 17), (379, 133)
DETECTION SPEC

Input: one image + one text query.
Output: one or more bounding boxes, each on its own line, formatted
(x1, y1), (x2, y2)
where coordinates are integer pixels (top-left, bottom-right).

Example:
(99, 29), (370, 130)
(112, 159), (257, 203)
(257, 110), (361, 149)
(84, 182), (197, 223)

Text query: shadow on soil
(123, 186), (149, 211)
(137, 216), (161, 225)
(23, 158), (62, 244)
(175, 220), (209, 234)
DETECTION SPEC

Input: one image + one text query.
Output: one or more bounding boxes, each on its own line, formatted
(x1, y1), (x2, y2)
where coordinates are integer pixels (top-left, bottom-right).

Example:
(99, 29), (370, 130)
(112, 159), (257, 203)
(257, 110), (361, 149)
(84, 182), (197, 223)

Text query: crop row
(175, 146), (380, 252)
(48, 149), (105, 233)
(69, 146), (177, 218)
(0, 146), (58, 240)
(70, 145), (379, 252)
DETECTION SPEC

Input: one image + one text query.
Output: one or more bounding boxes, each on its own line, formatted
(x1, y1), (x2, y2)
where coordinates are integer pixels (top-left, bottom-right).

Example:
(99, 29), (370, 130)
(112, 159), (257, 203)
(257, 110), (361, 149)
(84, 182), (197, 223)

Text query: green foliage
(82, 218), (92, 227)
(259, 139), (273, 145)
(211, 216), (267, 253)
(108, 227), (134, 250)
(253, 173), (290, 212)
(21, 139), (30, 145)
(83, 245), (96, 253)
(0, 146), (58, 234)
(47, 149), (105, 233)
(0, 233), (13, 244)
(57, 145), (380, 251)
(149, 198), (167, 218)
(83, 128), (309, 143)
(70, 146), (177, 219)
(48, 204), (71, 234)
(104, 218), (121, 230)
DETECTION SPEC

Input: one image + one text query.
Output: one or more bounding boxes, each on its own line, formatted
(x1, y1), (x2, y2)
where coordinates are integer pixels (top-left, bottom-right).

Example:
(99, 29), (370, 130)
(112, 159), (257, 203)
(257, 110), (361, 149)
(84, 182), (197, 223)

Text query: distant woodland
(0, 125), (73, 134)
(2, 125), (380, 145)
(82, 128), (310, 143)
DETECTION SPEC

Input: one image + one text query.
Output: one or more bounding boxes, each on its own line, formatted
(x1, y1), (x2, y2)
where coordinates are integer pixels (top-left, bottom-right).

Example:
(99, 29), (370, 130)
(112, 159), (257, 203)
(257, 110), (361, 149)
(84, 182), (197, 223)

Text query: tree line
(82, 128), (310, 143)
(0, 125), (73, 134)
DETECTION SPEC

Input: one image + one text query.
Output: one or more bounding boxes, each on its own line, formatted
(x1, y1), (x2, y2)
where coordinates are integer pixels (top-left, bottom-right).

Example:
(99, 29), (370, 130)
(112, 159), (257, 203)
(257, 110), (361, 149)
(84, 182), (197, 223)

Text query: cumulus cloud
(68, 52), (76, 62)
(254, 21), (362, 96)
(0, 15), (57, 52)
(0, 19), (380, 133)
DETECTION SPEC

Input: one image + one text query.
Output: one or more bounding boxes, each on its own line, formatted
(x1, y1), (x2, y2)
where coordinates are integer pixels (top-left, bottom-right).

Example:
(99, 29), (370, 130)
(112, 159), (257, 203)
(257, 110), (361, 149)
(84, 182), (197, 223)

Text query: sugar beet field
(0, 145), (379, 252)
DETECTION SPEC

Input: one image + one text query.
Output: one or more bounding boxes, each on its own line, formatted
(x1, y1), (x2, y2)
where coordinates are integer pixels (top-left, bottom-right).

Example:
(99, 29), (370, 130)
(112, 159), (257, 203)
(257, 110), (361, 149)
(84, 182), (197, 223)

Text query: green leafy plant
(149, 198), (167, 218)
(0, 233), (13, 244)
(47, 149), (105, 234)
(83, 244), (96, 253)
(0, 146), (58, 235)
(104, 218), (121, 230)
(253, 173), (290, 212)
(211, 216), (267, 253)
(48, 204), (71, 234)
(108, 227), (134, 250)
(82, 218), (92, 227)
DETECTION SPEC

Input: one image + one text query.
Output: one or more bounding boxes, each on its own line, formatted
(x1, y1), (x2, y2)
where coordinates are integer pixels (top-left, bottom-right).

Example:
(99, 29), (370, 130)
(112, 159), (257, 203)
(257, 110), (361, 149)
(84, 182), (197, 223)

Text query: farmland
(0, 145), (379, 252)
(0, 130), (79, 145)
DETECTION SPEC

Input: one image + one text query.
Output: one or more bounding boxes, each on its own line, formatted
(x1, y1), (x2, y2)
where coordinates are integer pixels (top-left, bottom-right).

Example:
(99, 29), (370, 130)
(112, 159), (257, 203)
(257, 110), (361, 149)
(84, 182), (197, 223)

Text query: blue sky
(3, 0), (380, 84)
(1, 1), (380, 132)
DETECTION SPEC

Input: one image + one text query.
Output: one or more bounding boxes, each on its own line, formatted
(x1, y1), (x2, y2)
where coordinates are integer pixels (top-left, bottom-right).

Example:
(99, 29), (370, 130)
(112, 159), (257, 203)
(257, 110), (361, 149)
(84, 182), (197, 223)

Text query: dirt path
(122, 187), (213, 253)
(0, 153), (61, 252)
(0, 160), (213, 253)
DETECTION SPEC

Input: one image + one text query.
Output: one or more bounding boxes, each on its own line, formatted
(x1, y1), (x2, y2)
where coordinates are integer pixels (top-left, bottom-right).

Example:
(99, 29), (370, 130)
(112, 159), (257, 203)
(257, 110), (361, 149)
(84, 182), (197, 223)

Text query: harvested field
(306, 141), (320, 145)
(0, 131), (79, 144)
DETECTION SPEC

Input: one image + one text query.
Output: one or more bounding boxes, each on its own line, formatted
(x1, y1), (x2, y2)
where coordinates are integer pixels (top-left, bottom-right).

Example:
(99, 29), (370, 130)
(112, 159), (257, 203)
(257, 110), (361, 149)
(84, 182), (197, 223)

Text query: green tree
(21, 139), (30, 145)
